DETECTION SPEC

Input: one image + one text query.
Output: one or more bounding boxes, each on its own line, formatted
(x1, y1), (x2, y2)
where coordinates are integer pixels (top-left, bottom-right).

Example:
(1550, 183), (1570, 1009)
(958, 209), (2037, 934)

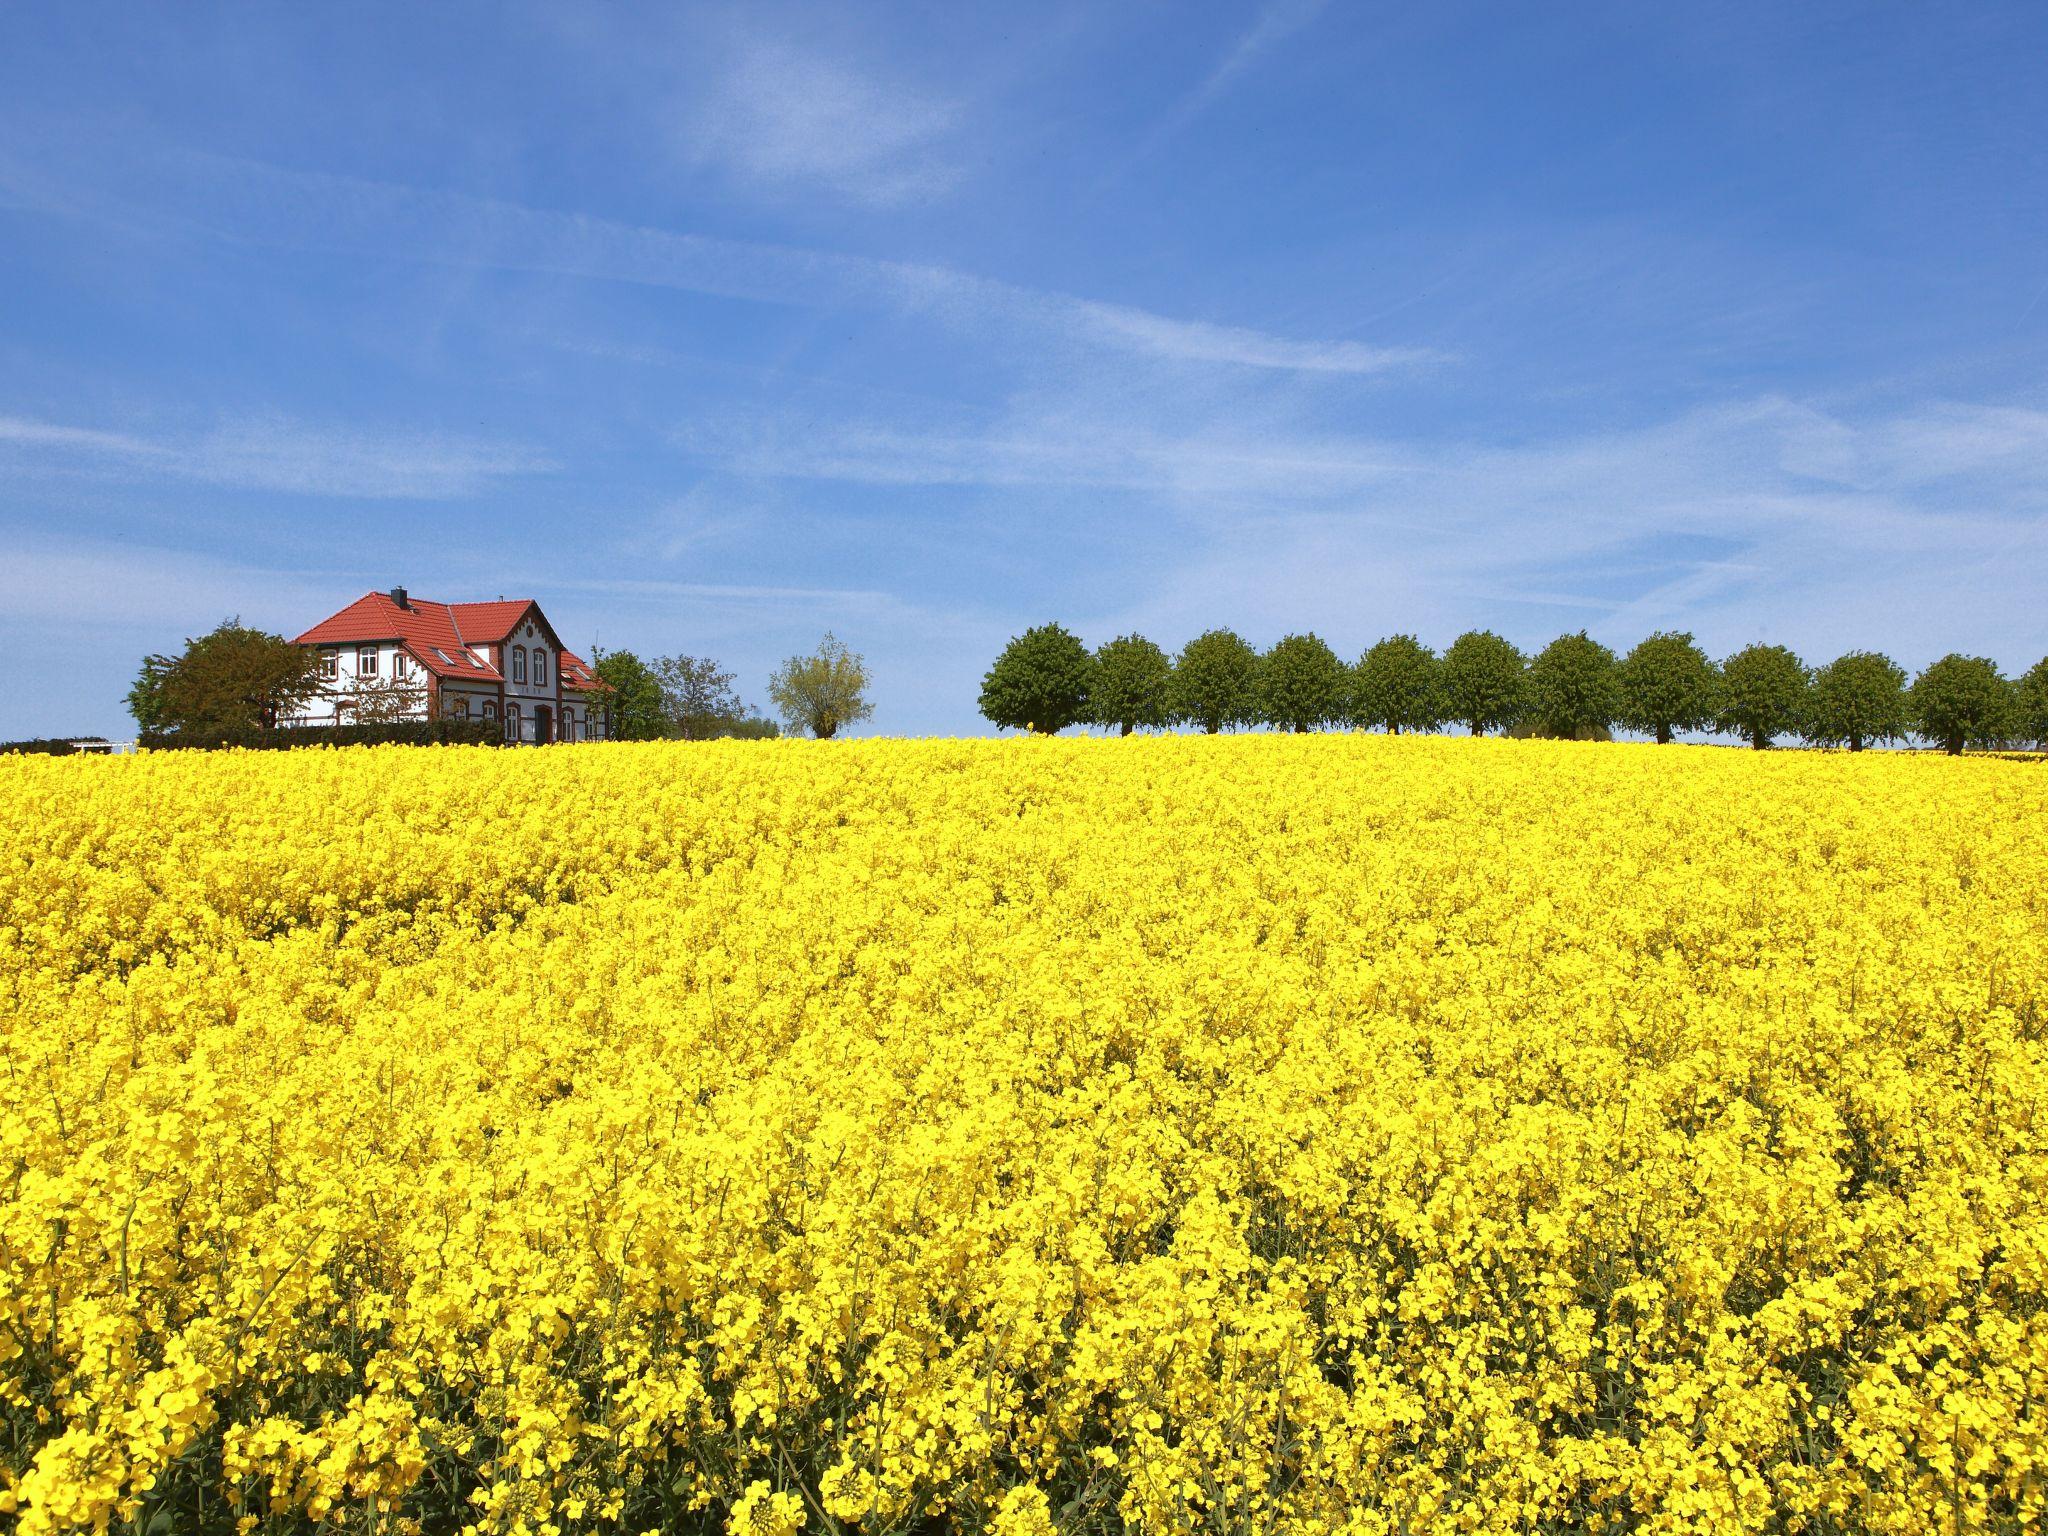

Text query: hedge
(141, 720), (506, 752)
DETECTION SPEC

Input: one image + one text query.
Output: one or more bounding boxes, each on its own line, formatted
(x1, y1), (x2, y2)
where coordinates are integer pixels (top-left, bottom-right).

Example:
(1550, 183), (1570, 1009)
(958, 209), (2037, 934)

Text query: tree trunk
(1205, 722), (1221, 735)
(1849, 734), (1863, 752)
(1120, 722), (1133, 737)
(1751, 728), (1768, 750)
(1946, 735), (1964, 756)
(1656, 724), (1673, 745)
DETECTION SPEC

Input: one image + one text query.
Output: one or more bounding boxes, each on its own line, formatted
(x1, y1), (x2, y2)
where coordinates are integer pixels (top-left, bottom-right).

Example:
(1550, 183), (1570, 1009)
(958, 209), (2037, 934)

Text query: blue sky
(2, 0), (2045, 738)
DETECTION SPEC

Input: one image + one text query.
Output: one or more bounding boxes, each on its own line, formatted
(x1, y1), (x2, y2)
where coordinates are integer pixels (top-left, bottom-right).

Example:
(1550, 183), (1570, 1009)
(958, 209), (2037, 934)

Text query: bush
(142, 720), (505, 751)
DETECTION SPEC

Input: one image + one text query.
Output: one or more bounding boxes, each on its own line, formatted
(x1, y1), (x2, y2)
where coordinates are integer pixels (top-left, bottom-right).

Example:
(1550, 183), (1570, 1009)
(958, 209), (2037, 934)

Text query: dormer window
(512, 646), (528, 684)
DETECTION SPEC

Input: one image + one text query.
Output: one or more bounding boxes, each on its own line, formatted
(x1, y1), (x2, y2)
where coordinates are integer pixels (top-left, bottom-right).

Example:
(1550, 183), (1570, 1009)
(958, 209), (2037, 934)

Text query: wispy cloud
(684, 38), (963, 206)
(1128, 0), (1331, 163)
(0, 144), (1430, 376)
(0, 412), (552, 499)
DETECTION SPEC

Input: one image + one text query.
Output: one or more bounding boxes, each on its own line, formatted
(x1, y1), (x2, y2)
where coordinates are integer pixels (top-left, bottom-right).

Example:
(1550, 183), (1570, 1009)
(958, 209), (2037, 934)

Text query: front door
(534, 705), (553, 744)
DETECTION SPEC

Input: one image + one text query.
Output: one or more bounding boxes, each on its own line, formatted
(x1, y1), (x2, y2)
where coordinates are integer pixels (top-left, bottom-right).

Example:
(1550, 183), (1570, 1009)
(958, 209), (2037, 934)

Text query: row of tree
(979, 624), (2048, 753)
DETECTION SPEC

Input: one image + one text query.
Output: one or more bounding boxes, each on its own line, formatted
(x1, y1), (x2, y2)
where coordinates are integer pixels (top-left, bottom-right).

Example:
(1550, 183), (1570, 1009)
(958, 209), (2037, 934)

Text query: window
(318, 650), (338, 680)
(561, 707), (574, 739)
(394, 651), (411, 679)
(358, 646), (379, 677)
(511, 646), (527, 684)
(482, 700), (497, 720)
(434, 647), (455, 666)
(506, 703), (522, 741)
(532, 650), (547, 687)
(452, 697), (470, 720)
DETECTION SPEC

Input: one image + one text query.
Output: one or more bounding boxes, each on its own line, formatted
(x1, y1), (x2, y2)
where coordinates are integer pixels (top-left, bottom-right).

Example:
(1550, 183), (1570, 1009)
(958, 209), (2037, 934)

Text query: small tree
(1718, 644), (1808, 749)
(1352, 635), (1445, 734)
(590, 649), (667, 741)
(1910, 654), (2013, 755)
(1258, 633), (1348, 733)
(1617, 631), (1719, 744)
(1167, 628), (1260, 734)
(651, 655), (749, 739)
(1441, 630), (1527, 736)
(128, 619), (324, 735)
(1803, 651), (1909, 751)
(980, 624), (1092, 734)
(1088, 634), (1172, 736)
(1526, 632), (1620, 740)
(770, 633), (874, 739)
(2015, 656), (2048, 750)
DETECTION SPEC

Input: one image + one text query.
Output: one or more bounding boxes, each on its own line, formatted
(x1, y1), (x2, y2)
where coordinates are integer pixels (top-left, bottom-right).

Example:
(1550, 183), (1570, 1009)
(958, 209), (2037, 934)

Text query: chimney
(390, 586), (410, 610)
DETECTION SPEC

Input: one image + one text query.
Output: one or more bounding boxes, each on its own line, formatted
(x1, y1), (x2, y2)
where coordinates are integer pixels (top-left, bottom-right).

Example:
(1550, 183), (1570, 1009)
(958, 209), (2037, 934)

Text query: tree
(1803, 651), (1909, 751)
(590, 649), (666, 741)
(770, 633), (875, 739)
(1167, 628), (1260, 734)
(128, 619), (323, 735)
(337, 671), (429, 724)
(1526, 632), (1620, 740)
(1088, 634), (1172, 736)
(650, 654), (747, 739)
(1718, 644), (1808, 749)
(1258, 633), (1348, 733)
(1352, 634), (1445, 734)
(1441, 630), (1527, 736)
(979, 624), (1093, 734)
(2016, 656), (2048, 750)
(1617, 631), (1720, 744)
(1910, 654), (2014, 755)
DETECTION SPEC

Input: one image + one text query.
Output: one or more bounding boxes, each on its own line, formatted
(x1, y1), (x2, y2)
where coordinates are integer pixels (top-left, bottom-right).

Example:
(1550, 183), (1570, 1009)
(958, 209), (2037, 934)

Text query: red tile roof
(295, 592), (597, 690)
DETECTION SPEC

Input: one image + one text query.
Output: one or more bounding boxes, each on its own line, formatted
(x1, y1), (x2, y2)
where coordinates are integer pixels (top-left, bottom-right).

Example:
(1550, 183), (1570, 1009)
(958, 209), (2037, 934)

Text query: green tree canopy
(979, 623), (1093, 734)
(1910, 654), (2014, 755)
(1802, 651), (1909, 751)
(1526, 632), (1620, 740)
(2016, 656), (2048, 750)
(128, 620), (323, 736)
(1258, 633), (1348, 733)
(1440, 630), (1527, 737)
(1617, 631), (1719, 744)
(1088, 634), (1172, 736)
(1166, 628), (1260, 734)
(591, 649), (667, 741)
(1352, 634), (1445, 734)
(769, 633), (874, 740)
(1718, 643), (1809, 749)
(651, 654), (748, 739)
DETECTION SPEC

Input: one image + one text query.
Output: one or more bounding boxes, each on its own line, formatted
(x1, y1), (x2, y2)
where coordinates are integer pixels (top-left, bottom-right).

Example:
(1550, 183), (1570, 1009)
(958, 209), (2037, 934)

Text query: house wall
(288, 642), (433, 726)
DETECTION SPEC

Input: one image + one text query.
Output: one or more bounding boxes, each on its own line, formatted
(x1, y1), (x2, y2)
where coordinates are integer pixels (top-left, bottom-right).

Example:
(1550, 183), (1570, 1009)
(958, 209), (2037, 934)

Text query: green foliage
(129, 619), (324, 736)
(1527, 632), (1620, 740)
(1718, 644), (1809, 749)
(1617, 632), (1719, 744)
(1911, 654), (2014, 755)
(140, 720), (501, 751)
(592, 650), (668, 741)
(1803, 652), (1909, 751)
(2016, 656), (2048, 750)
(1258, 633), (1348, 733)
(0, 738), (109, 756)
(1440, 631), (1528, 737)
(980, 624), (1093, 734)
(1088, 634), (1172, 736)
(1352, 635), (1445, 734)
(1167, 629), (1260, 734)
(770, 633), (875, 740)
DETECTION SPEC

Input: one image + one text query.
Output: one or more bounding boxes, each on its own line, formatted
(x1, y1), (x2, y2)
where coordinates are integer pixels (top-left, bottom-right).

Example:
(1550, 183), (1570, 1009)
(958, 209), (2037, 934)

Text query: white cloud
(0, 412), (553, 499)
(684, 39), (962, 206)
(0, 147), (1431, 376)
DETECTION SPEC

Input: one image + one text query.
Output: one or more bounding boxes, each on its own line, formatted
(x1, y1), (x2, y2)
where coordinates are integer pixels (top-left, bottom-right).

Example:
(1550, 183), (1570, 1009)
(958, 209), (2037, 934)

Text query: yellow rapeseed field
(2, 737), (2044, 1536)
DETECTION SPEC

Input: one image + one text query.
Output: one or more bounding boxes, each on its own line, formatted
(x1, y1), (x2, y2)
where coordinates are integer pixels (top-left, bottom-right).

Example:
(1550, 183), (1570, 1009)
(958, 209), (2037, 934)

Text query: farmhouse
(291, 588), (604, 742)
